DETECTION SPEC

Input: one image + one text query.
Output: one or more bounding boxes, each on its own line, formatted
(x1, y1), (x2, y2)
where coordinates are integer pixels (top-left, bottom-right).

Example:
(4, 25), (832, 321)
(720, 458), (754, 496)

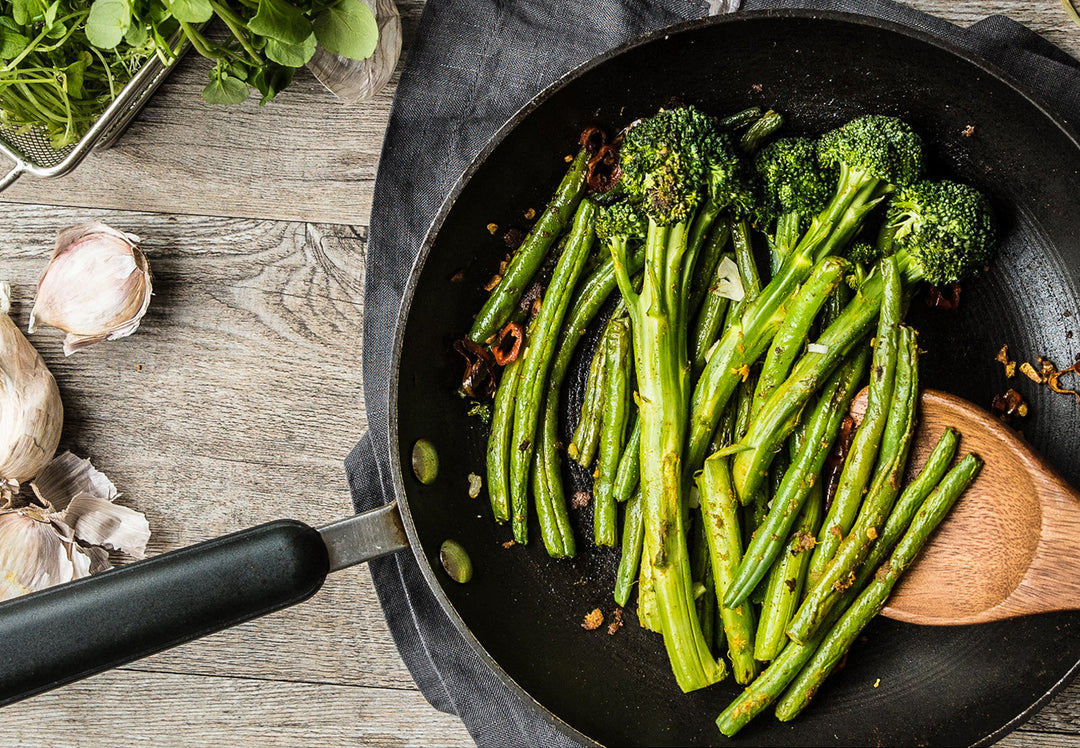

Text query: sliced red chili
(493, 321), (525, 365)
(579, 126), (607, 156)
(454, 338), (497, 400)
(587, 143), (622, 194)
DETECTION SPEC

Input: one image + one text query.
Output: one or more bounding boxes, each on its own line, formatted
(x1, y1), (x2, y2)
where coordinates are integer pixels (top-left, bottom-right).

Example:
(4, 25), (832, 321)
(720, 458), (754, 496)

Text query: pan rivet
(411, 439), (439, 485)
(439, 539), (473, 583)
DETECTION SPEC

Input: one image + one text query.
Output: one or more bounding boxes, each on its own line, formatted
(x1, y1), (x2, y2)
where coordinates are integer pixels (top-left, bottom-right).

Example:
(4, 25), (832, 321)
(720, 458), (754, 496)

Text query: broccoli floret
(595, 200), (646, 245)
(754, 137), (834, 263)
(887, 179), (996, 286)
(619, 105), (750, 227)
(620, 106), (713, 226)
(817, 114), (925, 189)
(756, 137), (833, 221)
(846, 240), (880, 266)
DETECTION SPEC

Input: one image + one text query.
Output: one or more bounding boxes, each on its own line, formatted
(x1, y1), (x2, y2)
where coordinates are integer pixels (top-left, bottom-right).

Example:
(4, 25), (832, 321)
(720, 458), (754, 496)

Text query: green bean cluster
(465, 105), (991, 735)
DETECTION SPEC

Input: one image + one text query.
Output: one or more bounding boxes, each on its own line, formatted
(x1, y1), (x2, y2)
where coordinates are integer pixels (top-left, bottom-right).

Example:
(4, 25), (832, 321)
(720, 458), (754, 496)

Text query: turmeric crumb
(866, 526), (878, 541)
(564, 154), (574, 163)
(524, 208), (536, 220)
(832, 570), (857, 592)
(483, 274), (502, 291)
(995, 345), (1017, 378)
(734, 364), (751, 382)
(502, 540), (516, 549)
(1019, 361), (1043, 383)
(961, 124), (975, 137)
(486, 222), (499, 235)
(607, 608), (624, 635)
(874, 678), (881, 688)
(582, 608), (604, 630)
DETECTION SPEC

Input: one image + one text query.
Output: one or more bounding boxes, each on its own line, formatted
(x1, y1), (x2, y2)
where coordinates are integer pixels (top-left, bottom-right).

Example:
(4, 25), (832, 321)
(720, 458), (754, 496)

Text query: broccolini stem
(697, 454), (759, 684)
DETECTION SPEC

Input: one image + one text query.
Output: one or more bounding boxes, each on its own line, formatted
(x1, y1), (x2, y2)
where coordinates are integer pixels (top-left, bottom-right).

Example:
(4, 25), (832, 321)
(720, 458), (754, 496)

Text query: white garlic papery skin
(307, 0), (402, 104)
(0, 282), (63, 486)
(0, 509), (91, 601)
(29, 222), (152, 356)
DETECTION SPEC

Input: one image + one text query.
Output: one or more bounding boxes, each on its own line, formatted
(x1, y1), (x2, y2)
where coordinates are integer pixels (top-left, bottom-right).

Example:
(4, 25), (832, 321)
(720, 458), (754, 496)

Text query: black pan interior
(391, 11), (1080, 747)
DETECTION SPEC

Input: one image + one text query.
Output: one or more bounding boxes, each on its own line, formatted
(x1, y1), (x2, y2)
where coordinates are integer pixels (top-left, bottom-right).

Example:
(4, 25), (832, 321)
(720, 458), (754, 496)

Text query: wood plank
(2, 669), (474, 747)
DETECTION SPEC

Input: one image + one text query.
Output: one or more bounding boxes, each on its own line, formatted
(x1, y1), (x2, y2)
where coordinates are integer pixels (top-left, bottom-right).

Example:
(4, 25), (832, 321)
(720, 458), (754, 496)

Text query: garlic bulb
(0, 282), (63, 490)
(0, 452), (150, 600)
(29, 222), (152, 356)
(0, 507), (92, 601)
(307, 0), (402, 104)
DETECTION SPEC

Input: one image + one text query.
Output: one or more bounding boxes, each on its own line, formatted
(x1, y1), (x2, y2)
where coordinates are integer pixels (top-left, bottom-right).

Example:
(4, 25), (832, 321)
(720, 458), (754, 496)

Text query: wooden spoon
(857, 389), (1080, 626)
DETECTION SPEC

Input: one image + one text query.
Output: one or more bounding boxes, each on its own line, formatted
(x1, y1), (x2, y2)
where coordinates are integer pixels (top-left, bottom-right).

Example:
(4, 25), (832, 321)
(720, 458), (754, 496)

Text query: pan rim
(385, 9), (1080, 746)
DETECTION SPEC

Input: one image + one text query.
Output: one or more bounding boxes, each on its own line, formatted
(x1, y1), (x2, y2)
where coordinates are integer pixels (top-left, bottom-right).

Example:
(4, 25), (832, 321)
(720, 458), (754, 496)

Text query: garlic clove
(0, 282), (63, 487)
(306, 0), (402, 104)
(61, 493), (150, 559)
(31, 450), (117, 512)
(29, 222), (152, 356)
(0, 509), (92, 601)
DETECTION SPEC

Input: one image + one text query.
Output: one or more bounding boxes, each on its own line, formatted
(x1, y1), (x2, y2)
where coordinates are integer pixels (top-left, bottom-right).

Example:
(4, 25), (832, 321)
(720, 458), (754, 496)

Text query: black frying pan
(1, 11), (1078, 747)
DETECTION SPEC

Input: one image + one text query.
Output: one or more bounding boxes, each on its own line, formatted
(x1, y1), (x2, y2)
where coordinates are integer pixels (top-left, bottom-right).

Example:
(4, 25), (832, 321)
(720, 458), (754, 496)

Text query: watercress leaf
(165, 0), (211, 24)
(0, 29), (30, 59)
(43, 0), (58, 29)
(44, 19), (67, 39)
(11, 0), (32, 26)
(312, 0), (376, 60)
(123, 19), (147, 46)
(251, 62), (293, 105)
(85, 0), (132, 49)
(202, 72), (250, 105)
(64, 59), (86, 98)
(264, 33), (315, 67)
(247, 0), (311, 45)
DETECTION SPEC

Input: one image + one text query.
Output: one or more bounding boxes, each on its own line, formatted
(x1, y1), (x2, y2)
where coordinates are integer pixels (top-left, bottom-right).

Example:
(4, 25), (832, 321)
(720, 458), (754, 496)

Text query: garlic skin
(29, 222), (152, 356)
(307, 0), (402, 104)
(0, 282), (63, 489)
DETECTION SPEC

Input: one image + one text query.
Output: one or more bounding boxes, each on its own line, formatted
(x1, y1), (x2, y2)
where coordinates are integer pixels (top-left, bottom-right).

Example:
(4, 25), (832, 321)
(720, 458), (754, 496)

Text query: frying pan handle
(0, 519), (329, 707)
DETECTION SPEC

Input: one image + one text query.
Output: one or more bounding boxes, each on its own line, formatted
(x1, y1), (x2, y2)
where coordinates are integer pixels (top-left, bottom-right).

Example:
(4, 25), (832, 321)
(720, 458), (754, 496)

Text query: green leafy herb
(312, 0), (377, 60)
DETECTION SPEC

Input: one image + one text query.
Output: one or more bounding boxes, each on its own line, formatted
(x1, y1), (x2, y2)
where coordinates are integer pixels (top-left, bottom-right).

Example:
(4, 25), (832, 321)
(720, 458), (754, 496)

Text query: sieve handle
(0, 162), (24, 192)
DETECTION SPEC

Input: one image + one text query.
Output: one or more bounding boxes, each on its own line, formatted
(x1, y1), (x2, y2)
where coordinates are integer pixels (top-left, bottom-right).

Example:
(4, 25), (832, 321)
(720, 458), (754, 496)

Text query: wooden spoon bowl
(874, 389), (1080, 626)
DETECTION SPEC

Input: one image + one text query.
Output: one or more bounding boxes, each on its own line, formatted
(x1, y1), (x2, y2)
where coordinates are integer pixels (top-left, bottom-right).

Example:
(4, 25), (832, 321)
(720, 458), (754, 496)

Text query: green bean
(806, 255), (902, 583)
(534, 381), (575, 558)
(486, 356), (523, 523)
(594, 316), (632, 546)
(568, 333), (607, 467)
(697, 454), (758, 684)
(775, 454), (983, 721)
(724, 346), (869, 609)
(691, 516), (718, 655)
(729, 260), (894, 504)
(787, 324), (917, 644)
(752, 256), (848, 416)
(718, 106), (763, 130)
(535, 248), (648, 552)
(468, 149), (589, 343)
(754, 479), (823, 662)
(687, 219), (732, 320)
(690, 252), (734, 375)
(614, 492), (644, 607)
(612, 415), (641, 505)
(508, 201), (596, 543)
(852, 427), (960, 591)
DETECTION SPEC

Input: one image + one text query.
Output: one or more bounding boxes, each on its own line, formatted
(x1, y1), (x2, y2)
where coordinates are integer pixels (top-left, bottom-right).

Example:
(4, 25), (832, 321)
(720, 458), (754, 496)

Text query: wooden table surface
(1, 1), (1078, 745)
